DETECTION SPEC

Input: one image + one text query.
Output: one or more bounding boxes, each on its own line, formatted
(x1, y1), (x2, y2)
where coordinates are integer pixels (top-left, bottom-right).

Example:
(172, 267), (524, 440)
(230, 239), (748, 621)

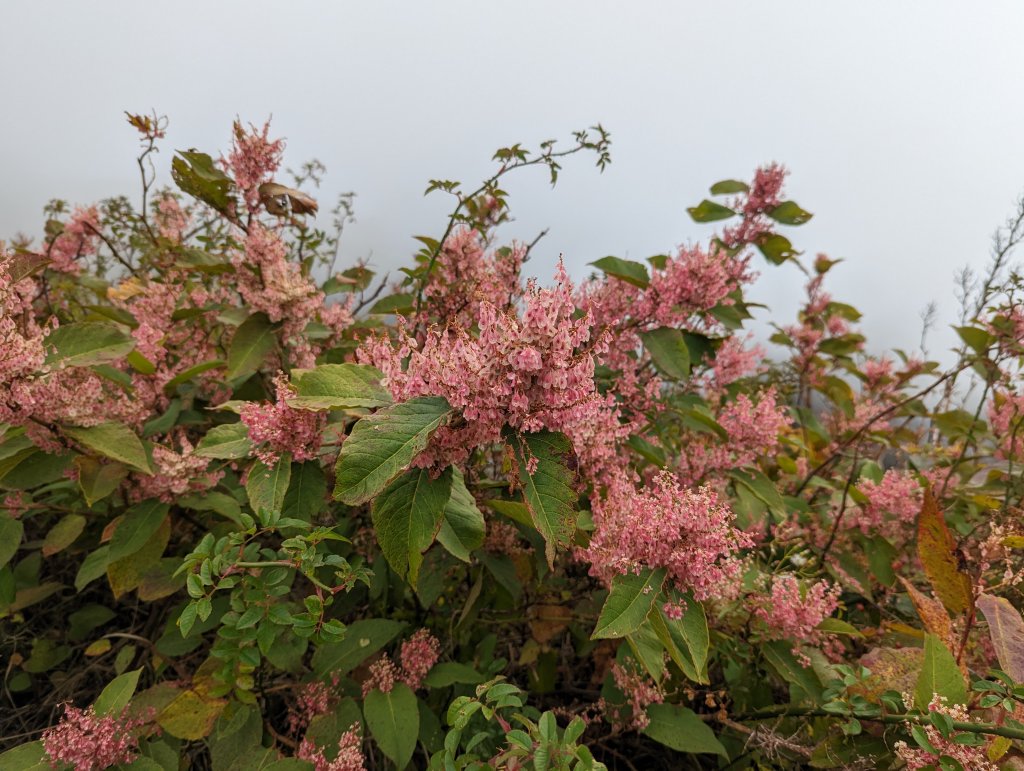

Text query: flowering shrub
(4, 112), (1024, 770)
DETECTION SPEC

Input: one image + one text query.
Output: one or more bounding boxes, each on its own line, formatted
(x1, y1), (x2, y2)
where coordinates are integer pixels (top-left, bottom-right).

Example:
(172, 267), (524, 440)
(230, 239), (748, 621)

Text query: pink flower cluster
(223, 119), (285, 212)
(41, 703), (148, 771)
(605, 660), (663, 731)
(131, 432), (222, 503)
(44, 206), (102, 274)
(360, 263), (624, 472)
(754, 574), (841, 664)
(582, 470), (753, 602)
(422, 227), (524, 326)
(894, 696), (997, 771)
(989, 389), (1024, 460)
(854, 469), (921, 535)
(240, 373), (326, 465)
(721, 163), (787, 248)
(297, 727), (366, 771)
(361, 628), (440, 696)
(155, 195), (190, 242)
(399, 628), (442, 690)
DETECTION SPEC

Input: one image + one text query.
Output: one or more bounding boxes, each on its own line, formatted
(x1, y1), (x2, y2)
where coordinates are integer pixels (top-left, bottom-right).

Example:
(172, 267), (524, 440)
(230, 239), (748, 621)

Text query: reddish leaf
(977, 594), (1024, 683)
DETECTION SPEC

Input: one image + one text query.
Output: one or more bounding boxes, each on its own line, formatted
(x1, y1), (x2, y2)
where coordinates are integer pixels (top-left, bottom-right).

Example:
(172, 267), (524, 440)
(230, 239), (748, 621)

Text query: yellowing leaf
(158, 689), (226, 740)
(917, 489), (972, 615)
(107, 518), (171, 599)
(977, 594), (1024, 683)
(899, 578), (954, 650)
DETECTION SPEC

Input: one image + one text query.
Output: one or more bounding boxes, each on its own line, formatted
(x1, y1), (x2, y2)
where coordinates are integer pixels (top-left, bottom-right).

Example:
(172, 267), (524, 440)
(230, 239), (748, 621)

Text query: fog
(4, 1), (1024, 360)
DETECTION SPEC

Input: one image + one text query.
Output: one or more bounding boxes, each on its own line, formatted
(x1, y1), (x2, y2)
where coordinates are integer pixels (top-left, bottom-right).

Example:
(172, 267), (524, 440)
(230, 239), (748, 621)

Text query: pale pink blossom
(854, 469), (921, 535)
(605, 661), (663, 731)
(297, 727), (366, 771)
(45, 206), (102, 274)
(398, 628), (440, 690)
(894, 696), (997, 771)
(222, 119), (285, 212)
(240, 373), (326, 464)
(754, 573), (841, 664)
(42, 703), (148, 771)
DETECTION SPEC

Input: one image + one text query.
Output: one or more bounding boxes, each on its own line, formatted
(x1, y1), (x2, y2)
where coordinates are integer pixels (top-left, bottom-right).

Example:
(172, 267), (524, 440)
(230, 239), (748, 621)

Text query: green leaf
(42, 514), (86, 557)
(756, 233), (798, 265)
(372, 466), (452, 585)
(651, 597), (710, 684)
(762, 640), (822, 704)
(110, 501), (169, 561)
(162, 359), (225, 393)
(172, 150), (235, 214)
(589, 256), (650, 289)
(422, 662), (486, 688)
(709, 179), (749, 195)
(311, 618), (406, 677)
(954, 325), (992, 355)
(687, 199), (735, 223)
(364, 683), (418, 769)
(93, 668), (142, 715)
(75, 455), (128, 506)
(506, 429), (578, 568)
(227, 313), (277, 380)
(592, 568), (667, 640)
(282, 462), (327, 523)
(640, 327), (691, 380)
(729, 467), (787, 521)
(643, 704), (726, 756)
(0, 518), (24, 569)
(195, 423), (253, 459)
(180, 492), (244, 527)
(287, 364), (393, 411)
(0, 741), (48, 770)
(63, 422), (152, 474)
(44, 321), (135, 367)
(246, 458), (292, 518)
(437, 467), (485, 562)
(768, 200), (813, 225)
(333, 396), (452, 505)
(915, 633), (967, 707)
(75, 546), (112, 591)
(368, 293), (414, 315)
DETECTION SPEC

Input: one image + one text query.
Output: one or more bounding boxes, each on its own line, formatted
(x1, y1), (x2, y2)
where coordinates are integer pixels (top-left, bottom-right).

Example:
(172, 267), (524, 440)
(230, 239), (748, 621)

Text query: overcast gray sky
(4, 1), (1024, 358)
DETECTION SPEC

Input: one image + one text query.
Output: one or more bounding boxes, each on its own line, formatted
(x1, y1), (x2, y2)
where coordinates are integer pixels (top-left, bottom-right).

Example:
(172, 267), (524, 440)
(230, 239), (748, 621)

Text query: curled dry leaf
(258, 181), (319, 216)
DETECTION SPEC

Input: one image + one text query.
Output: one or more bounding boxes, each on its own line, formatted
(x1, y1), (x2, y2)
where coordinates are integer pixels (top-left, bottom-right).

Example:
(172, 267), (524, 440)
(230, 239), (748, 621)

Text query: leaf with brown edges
(917, 489), (973, 615)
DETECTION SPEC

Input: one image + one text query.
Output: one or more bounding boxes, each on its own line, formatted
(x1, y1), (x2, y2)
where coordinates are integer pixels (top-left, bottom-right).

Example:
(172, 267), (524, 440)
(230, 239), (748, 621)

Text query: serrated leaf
(333, 396), (452, 505)
(687, 199), (735, 223)
(917, 490), (973, 615)
(977, 594), (1024, 683)
(44, 321), (135, 367)
(195, 423), (252, 459)
(506, 429), (578, 568)
(227, 313), (276, 380)
(437, 467), (485, 562)
(592, 568), (666, 639)
(172, 150), (235, 214)
(589, 256), (650, 289)
(364, 683), (418, 769)
(287, 364), (393, 411)
(62, 422), (152, 474)
(372, 466), (452, 584)
(915, 633), (967, 707)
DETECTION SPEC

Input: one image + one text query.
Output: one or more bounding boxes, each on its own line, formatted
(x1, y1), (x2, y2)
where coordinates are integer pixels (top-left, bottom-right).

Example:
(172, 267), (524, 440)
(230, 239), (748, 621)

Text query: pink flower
(398, 628), (440, 691)
(155, 195), (190, 242)
(361, 656), (400, 697)
(222, 119), (285, 212)
(894, 696), (997, 771)
(854, 469), (921, 535)
(582, 469), (753, 602)
(130, 432), (222, 503)
(42, 703), (148, 771)
(45, 206), (102, 274)
(754, 574), (841, 664)
(240, 373), (326, 464)
(605, 661), (663, 731)
(297, 727), (366, 771)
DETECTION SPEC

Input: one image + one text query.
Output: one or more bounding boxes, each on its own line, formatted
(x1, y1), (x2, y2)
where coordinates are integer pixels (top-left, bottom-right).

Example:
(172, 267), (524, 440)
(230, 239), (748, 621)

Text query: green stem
(728, 706), (1024, 741)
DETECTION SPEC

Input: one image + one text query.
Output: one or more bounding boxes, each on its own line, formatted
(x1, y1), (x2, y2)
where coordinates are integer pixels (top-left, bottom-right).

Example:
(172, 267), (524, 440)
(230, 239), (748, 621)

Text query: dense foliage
(3, 113), (1024, 770)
